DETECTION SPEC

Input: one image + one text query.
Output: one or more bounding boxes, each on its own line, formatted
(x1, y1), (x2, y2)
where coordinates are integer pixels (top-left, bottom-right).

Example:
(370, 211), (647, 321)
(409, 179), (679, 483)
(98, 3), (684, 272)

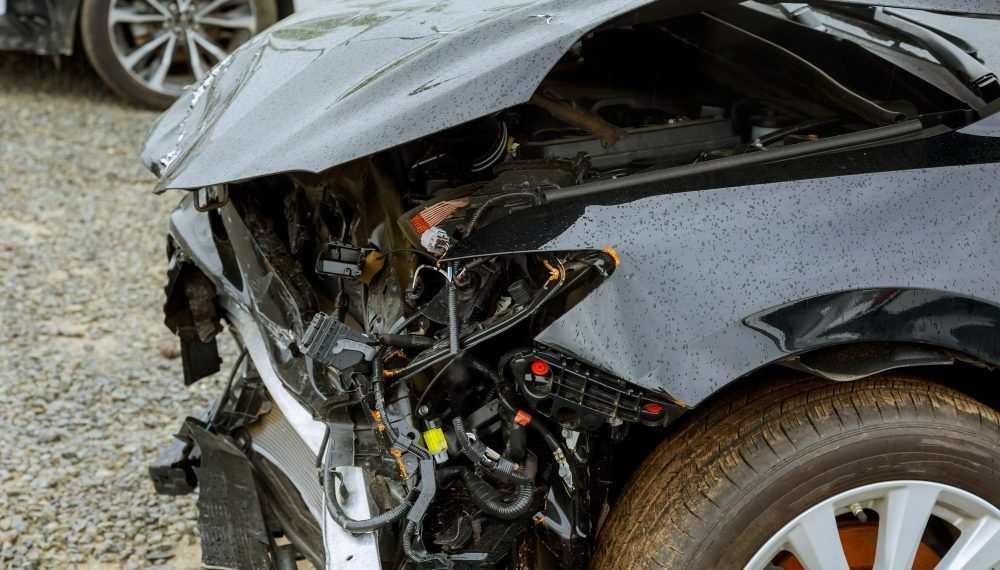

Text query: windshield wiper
(866, 7), (999, 101)
(778, 3), (829, 30)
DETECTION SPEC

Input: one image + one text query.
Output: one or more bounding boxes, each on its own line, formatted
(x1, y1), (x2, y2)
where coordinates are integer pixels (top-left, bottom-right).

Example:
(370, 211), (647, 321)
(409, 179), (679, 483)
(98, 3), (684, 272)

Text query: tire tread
(592, 374), (1000, 569)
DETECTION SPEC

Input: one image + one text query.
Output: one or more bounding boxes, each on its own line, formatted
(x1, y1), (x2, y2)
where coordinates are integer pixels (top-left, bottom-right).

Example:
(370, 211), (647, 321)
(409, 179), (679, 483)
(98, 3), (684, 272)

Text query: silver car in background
(0, 0), (321, 107)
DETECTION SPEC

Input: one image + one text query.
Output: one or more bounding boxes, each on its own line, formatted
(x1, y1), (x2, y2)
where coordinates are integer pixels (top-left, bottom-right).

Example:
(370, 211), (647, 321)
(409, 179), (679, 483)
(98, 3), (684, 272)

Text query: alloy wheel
(745, 480), (1000, 570)
(106, 0), (258, 96)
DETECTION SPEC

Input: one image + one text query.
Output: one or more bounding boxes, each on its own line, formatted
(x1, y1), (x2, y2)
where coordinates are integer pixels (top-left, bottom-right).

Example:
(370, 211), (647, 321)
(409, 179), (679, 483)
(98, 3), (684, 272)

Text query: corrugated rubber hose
(436, 466), (534, 521)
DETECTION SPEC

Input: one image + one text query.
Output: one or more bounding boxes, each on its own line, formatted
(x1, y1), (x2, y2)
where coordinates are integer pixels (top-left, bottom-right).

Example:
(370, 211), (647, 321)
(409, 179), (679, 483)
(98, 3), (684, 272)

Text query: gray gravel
(0, 53), (230, 568)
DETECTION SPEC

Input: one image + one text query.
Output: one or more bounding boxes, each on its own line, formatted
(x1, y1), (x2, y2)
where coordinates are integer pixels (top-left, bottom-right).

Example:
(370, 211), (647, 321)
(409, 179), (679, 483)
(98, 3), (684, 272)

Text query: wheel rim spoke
(195, 0), (236, 18)
(934, 516), (1000, 570)
(141, 0), (172, 18)
(196, 14), (255, 32)
(185, 33), (207, 80)
(122, 32), (172, 70)
(110, 0), (253, 95)
(110, 8), (168, 25)
(784, 504), (850, 570)
(146, 33), (178, 90)
(873, 484), (940, 570)
(748, 482), (1000, 570)
(192, 31), (229, 63)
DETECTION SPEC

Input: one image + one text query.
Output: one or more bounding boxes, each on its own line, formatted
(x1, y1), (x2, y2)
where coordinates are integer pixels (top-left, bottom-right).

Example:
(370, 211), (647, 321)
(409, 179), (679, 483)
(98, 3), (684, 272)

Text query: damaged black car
(142, 1), (1000, 568)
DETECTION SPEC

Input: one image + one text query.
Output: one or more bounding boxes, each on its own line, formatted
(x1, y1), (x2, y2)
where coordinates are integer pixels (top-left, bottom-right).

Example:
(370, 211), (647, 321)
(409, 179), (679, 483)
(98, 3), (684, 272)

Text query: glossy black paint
(141, 0), (1000, 192)
(745, 289), (1000, 362)
(142, 0), (684, 191)
(154, 0), (1000, 411)
(452, 118), (1000, 406)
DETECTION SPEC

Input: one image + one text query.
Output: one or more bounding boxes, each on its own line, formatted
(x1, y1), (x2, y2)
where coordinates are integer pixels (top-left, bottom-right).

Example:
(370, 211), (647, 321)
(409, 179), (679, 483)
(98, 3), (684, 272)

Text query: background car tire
(592, 374), (1000, 569)
(79, 0), (277, 109)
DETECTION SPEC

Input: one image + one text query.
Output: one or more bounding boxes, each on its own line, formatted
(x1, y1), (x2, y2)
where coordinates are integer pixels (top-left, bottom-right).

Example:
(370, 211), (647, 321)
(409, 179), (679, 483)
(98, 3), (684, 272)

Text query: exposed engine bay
(151, 4), (992, 569)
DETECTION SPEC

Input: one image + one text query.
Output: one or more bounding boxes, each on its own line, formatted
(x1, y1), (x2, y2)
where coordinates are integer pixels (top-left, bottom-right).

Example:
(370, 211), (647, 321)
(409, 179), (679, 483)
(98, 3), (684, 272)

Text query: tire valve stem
(849, 502), (868, 523)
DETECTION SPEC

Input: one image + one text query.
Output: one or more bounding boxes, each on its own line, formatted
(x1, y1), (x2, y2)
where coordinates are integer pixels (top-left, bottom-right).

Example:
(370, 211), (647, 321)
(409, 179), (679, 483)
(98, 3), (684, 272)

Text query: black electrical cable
(388, 310), (426, 335)
(320, 348), (445, 535)
(461, 473), (534, 520)
(334, 289), (348, 323)
(466, 354), (566, 461)
(447, 270), (460, 355)
(321, 410), (422, 534)
(372, 354), (431, 461)
(375, 248), (438, 264)
(379, 333), (435, 348)
(435, 467), (534, 521)
(402, 521), (453, 568)
(452, 416), (532, 485)
(316, 425), (330, 469)
(371, 353), (398, 436)
(506, 424), (527, 463)
(395, 259), (567, 383)
(755, 115), (847, 147)
(413, 359), (457, 418)
(457, 256), (491, 274)
(208, 348), (248, 429)
(322, 462), (418, 534)
(465, 191), (540, 236)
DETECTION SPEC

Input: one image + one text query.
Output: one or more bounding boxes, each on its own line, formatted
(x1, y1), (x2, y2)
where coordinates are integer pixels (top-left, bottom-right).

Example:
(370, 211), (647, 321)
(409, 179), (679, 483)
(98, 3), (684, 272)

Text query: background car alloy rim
(744, 480), (1000, 570)
(107, 0), (257, 96)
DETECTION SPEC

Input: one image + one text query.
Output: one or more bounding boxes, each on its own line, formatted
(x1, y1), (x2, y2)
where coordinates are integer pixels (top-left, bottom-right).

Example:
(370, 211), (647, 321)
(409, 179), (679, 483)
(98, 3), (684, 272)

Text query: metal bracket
(194, 185), (230, 212)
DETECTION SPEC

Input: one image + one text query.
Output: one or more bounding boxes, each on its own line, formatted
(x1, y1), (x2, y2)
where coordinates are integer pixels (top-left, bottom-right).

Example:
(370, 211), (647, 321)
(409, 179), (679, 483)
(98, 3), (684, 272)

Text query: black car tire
(79, 0), (277, 109)
(592, 374), (1000, 569)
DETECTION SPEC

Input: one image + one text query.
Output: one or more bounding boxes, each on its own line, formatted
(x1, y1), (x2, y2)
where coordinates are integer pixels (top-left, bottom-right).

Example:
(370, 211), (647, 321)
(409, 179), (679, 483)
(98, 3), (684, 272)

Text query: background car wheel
(79, 0), (277, 109)
(592, 374), (1000, 569)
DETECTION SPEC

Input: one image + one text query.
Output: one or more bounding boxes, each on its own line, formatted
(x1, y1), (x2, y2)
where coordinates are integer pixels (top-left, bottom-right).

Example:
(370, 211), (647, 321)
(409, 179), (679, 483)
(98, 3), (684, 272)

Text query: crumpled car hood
(141, 0), (662, 191)
(141, 0), (1000, 192)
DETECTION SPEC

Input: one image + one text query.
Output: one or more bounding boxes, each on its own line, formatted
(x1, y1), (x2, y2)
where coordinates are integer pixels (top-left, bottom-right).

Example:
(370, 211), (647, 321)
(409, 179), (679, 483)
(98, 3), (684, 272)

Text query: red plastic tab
(530, 360), (550, 376)
(514, 409), (533, 426)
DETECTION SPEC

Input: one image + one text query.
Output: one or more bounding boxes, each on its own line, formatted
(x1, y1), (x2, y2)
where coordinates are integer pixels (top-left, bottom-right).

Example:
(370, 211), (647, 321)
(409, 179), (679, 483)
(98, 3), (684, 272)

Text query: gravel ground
(0, 53), (231, 568)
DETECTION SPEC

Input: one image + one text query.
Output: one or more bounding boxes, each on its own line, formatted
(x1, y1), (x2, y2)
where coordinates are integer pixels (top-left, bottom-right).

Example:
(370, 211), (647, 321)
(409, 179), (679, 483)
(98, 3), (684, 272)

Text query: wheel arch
(588, 287), (1000, 410)
(697, 287), (1000, 413)
(597, 287), (1000, 505)
(742, 288), (1000, 367)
